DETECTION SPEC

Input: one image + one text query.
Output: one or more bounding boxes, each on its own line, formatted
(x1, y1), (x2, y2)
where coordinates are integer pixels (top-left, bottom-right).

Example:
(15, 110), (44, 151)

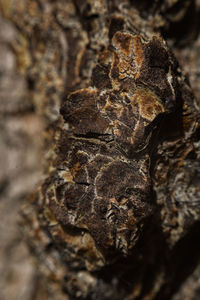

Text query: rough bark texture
(0, 0), (200, 299)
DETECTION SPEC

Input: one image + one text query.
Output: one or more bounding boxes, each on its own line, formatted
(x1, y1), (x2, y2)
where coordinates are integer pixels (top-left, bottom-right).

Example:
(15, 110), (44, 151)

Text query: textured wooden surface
(0, 1), (200, 299)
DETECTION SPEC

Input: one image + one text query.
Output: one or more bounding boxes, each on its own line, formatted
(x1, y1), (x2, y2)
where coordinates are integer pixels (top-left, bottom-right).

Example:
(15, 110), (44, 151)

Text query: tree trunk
(1, 0), (200, 299)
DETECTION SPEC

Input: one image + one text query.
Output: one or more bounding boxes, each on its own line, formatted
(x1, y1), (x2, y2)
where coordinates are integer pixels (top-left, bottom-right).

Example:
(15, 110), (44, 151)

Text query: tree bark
(1, 0), (200, 299)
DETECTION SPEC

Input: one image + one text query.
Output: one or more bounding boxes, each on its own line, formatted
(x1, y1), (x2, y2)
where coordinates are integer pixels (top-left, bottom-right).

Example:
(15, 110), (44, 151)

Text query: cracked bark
(1, 0), (200, 299)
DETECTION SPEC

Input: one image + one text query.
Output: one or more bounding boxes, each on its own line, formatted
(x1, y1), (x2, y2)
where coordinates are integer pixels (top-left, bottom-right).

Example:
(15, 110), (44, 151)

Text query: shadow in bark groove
(155, 221), (200, 300)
